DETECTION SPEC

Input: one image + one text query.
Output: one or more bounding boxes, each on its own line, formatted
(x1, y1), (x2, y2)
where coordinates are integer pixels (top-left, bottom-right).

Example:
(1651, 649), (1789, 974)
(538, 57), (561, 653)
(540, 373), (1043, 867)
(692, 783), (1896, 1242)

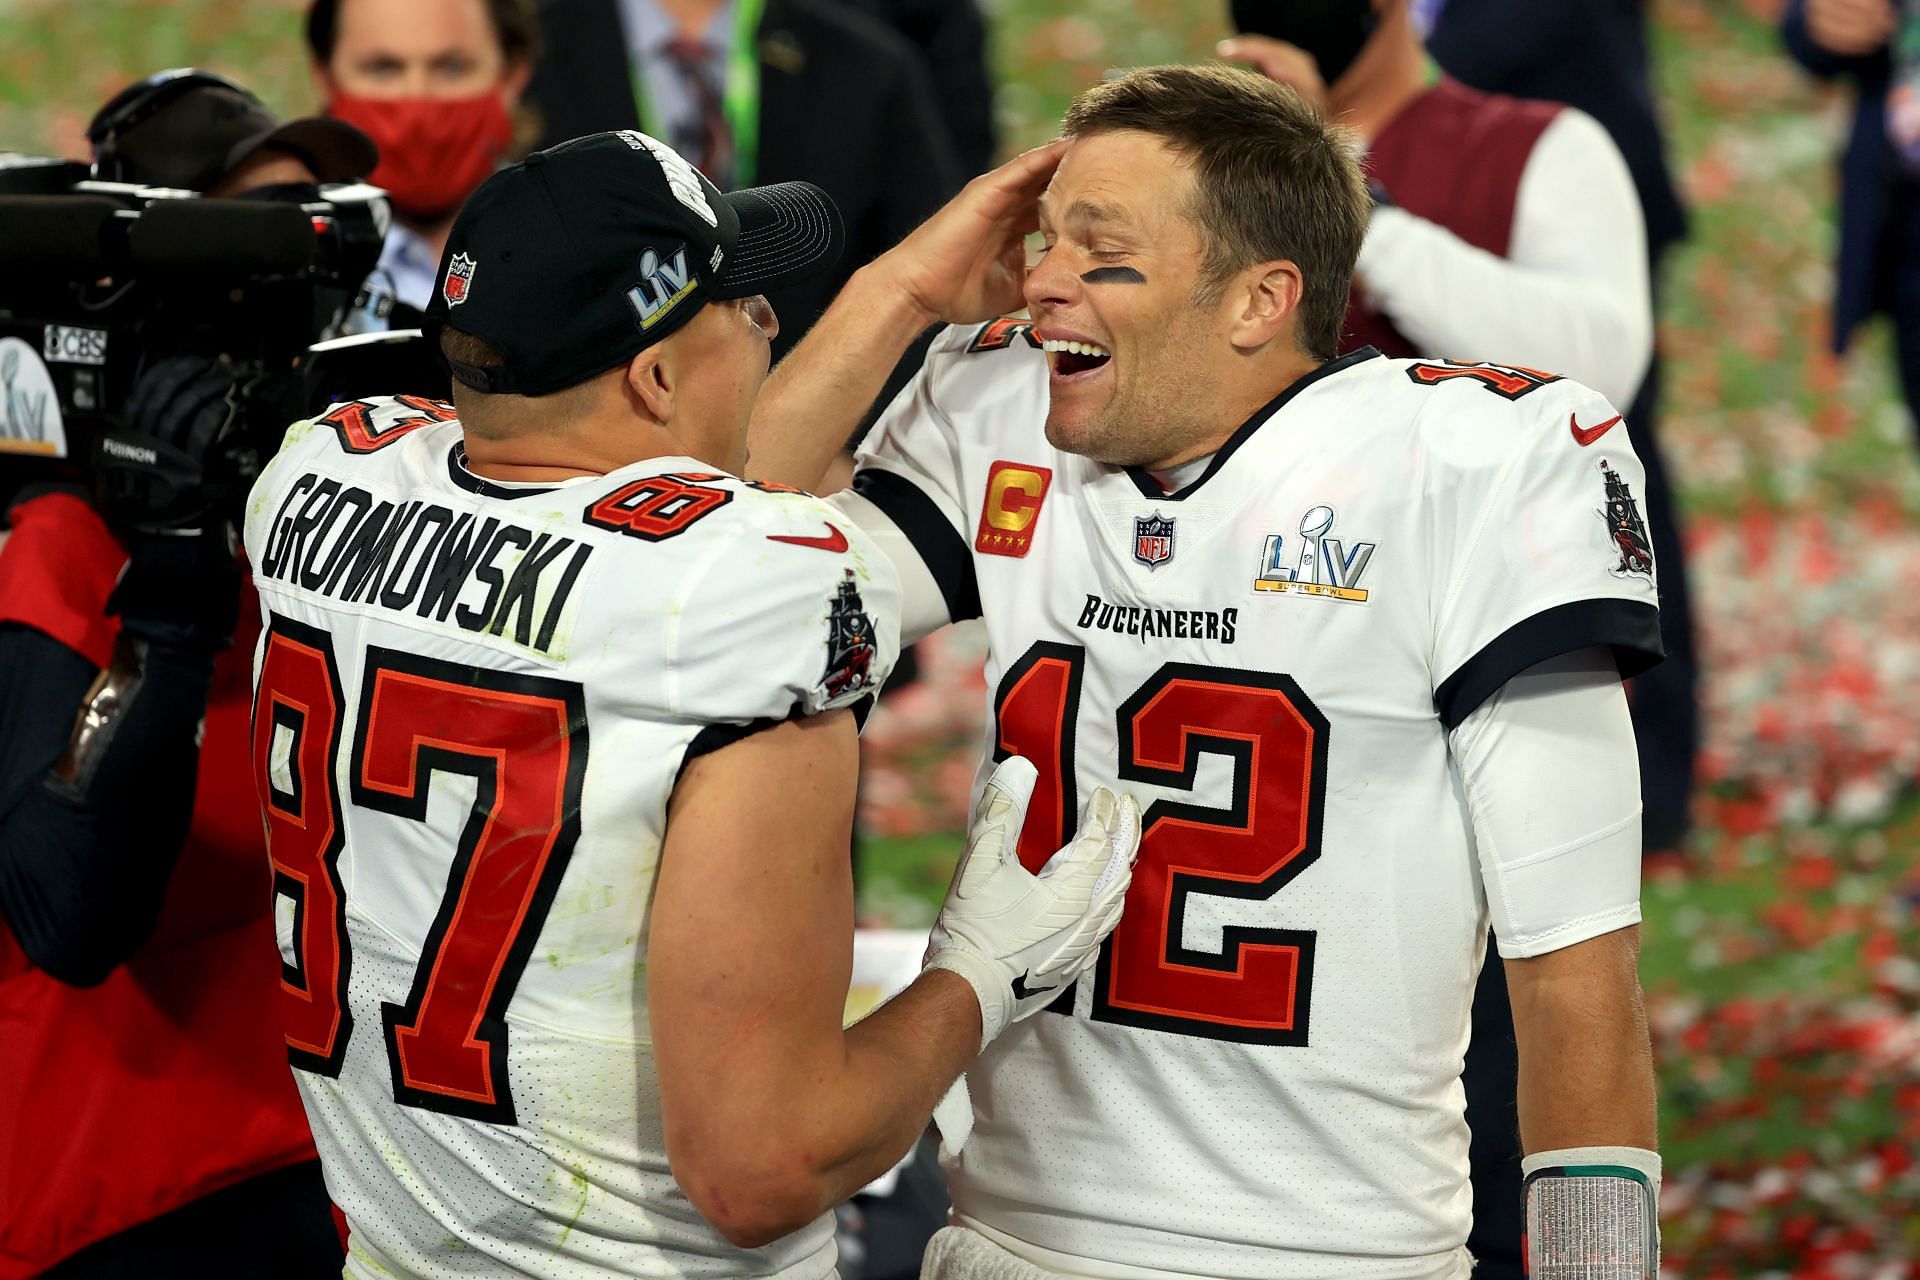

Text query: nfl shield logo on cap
(1134, 513), (1175, 568)
(443, 252), (476, 307)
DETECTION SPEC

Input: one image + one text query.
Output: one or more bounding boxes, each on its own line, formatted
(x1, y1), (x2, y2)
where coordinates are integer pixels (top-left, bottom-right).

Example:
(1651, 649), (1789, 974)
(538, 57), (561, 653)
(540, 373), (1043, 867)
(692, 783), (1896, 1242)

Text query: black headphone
(87, 68), (253, 182)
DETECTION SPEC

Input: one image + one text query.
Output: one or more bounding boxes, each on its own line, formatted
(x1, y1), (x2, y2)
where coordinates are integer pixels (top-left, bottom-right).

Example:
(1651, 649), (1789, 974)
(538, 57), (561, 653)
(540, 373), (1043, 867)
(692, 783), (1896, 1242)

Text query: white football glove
(924, 755), (1141, 1050)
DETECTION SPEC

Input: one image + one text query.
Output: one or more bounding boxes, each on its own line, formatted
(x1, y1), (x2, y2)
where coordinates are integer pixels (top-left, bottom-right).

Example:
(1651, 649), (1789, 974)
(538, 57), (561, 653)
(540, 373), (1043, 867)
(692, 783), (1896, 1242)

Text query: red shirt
(0, 492), (318, 1276)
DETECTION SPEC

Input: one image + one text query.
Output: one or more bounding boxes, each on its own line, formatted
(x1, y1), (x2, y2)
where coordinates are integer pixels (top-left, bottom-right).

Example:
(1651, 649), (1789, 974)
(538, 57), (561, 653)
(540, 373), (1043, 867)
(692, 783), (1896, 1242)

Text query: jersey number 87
(252, 615), (588, 1126)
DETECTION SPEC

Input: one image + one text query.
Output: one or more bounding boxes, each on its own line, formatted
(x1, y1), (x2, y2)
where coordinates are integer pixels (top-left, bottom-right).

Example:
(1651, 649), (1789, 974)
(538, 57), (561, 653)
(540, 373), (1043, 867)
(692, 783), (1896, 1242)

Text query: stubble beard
(1044, 379), (1172, 469)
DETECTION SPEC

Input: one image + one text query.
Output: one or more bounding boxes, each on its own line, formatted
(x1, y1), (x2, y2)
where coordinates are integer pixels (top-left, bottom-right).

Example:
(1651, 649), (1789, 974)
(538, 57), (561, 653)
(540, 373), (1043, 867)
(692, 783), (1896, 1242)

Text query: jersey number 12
(996, 645), (1328, 1045)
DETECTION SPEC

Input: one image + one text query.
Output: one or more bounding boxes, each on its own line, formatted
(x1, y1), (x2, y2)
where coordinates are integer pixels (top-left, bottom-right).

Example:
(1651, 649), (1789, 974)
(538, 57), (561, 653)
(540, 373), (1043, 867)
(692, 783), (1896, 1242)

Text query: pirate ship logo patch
(822, 570), (877, 699)
(1597, 459), (1654, 579)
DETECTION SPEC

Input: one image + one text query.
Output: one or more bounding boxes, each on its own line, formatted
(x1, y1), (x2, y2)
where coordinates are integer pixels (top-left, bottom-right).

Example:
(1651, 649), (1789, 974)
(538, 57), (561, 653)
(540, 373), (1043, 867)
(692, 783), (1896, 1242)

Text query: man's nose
(746, 294), (779, 341)
(1023, 245), (1078, 316)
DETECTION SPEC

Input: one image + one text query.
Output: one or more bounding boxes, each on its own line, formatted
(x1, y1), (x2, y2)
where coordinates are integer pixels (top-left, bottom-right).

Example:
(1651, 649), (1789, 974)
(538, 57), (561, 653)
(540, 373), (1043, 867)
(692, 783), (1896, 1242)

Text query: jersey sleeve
(665, 491), (902, 755)
(841, 324), (985, 644)
(1450, 649), (1644, 957)
(1426, 378), (1663, 729)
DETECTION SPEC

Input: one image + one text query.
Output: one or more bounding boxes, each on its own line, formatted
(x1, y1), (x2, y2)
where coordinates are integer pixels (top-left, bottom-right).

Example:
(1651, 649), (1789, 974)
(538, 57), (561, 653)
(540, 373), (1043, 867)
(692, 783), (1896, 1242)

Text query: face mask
(327, 89), (514, 222)
(1229, 0), (1381, 86)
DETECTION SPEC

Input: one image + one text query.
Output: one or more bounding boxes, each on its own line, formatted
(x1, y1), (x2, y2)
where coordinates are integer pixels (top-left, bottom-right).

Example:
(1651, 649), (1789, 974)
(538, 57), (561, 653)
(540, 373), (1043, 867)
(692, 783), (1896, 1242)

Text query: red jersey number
(251, 617), (588, 1124)
(256, 618), (354, 1075)
(1404, 358), (1561, 400)
(994, 650), (1328, 1044)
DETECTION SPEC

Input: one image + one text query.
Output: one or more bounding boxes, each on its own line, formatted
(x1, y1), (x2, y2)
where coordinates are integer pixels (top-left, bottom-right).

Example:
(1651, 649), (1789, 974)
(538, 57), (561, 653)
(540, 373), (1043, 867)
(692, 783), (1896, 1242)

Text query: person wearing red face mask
(308, 0), (538, 328)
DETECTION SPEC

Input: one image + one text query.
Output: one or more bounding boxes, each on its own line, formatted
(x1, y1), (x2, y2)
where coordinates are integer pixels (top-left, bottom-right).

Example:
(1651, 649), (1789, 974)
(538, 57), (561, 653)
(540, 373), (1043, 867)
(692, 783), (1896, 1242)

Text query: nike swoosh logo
(1570, 413), (1622, 447)
(1010, 972), (1059, 1001)
(766, 523), (849, 553)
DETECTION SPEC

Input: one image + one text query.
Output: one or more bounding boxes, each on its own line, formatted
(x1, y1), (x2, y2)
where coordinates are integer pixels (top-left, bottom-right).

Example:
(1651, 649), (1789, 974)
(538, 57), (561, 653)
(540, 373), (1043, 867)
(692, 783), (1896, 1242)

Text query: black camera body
(0, 153), (400, 508)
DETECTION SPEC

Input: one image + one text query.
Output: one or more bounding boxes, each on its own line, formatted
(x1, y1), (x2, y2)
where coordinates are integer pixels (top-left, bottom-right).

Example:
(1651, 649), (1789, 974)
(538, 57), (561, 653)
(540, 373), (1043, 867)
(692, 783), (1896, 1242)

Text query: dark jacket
(1781, 0), (1898, 352)
(833, 0), (996, 174)
(1428, 0), (1688, 268)
(526, 0), (962, 360)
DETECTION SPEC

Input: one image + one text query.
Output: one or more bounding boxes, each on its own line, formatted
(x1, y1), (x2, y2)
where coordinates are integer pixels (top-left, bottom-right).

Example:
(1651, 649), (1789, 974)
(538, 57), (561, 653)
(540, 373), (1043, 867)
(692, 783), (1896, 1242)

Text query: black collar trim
(1124, 347), (1383, 501)
(446, 442), (560, 500)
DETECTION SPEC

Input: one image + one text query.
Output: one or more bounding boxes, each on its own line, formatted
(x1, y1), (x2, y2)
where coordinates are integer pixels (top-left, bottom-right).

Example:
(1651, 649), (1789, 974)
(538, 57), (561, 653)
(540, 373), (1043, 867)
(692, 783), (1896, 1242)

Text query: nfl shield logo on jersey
(1134, 513), (1175, 569)
(443, 253), (476, 307)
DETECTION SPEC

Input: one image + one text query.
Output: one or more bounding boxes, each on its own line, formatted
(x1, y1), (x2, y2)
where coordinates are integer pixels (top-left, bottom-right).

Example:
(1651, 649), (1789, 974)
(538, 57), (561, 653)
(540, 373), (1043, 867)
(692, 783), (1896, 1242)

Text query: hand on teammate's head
(874, 140), (1067, 330)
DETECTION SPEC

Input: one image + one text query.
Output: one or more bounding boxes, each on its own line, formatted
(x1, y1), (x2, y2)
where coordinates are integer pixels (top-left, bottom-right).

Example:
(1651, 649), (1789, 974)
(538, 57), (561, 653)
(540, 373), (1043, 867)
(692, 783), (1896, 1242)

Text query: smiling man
(242, 130), (1138, 1279)
(749, 65), (1665, 1280)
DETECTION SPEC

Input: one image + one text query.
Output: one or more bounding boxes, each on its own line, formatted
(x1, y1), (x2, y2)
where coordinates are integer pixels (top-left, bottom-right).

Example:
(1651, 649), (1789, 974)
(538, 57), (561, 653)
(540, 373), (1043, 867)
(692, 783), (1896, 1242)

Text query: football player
(748, 67), (1663, 1279)
(244, 131), (1138, 1278)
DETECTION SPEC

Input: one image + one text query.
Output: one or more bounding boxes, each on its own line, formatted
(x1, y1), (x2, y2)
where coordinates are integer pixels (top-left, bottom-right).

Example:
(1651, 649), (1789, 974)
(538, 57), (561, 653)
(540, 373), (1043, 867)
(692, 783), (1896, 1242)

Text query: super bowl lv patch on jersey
(1252, 504), (1376, 603)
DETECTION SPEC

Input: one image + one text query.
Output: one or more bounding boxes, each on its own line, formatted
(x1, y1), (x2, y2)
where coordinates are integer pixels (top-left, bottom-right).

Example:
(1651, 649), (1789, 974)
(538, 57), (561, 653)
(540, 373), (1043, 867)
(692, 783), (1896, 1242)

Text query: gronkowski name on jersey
(244, 396), (899, 1280)
(831, 324), (1659, 1280)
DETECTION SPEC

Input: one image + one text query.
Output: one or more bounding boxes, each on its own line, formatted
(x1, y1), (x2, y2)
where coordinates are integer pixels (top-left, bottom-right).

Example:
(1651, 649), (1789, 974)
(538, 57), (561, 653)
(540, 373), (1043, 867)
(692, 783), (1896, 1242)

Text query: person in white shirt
(1215, 7), (1666, 1271)
(1218, 0), (1653, 408)
(747, 64), (1664, 1280)
(245, 130), (1137, 1279)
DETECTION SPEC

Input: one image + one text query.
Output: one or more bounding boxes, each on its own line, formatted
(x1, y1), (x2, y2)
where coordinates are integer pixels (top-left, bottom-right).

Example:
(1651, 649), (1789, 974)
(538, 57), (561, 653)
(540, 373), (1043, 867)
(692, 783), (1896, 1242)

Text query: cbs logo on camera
(42, 324), (108, 367)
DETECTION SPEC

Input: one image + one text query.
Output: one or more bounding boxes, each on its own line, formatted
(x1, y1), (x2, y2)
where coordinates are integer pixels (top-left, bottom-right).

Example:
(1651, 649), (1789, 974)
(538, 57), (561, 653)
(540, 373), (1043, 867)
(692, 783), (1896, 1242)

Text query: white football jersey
(244, 397), (899, 1279)
(837, 323), (1661, 1279)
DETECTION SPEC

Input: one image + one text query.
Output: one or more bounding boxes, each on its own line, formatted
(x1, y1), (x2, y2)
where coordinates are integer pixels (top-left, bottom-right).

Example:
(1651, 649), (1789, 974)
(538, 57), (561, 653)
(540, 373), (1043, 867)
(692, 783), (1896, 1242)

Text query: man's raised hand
(876, 140), (1067, 330)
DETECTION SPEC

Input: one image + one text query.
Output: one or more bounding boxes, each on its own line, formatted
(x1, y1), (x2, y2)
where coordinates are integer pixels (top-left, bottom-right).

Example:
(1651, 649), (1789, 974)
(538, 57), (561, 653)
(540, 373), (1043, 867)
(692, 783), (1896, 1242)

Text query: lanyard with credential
(627, 0), (765, 187)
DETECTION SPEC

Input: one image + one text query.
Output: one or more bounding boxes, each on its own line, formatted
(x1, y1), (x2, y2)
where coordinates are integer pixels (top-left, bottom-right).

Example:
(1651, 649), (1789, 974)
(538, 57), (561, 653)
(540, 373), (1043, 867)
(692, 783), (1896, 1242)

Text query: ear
(1227, 260), (1304, 353)
(311, 63), (336, 108)
(626, 347), (673, 423)
(499, 58), (534, 109)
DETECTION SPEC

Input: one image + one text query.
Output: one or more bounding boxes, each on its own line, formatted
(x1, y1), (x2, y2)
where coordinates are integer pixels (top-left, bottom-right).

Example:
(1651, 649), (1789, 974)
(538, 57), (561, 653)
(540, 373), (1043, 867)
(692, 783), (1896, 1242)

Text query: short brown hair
(1063, 65), (1369, 361)
(306, 0), (541, 67)
(439, 326), (597, 436)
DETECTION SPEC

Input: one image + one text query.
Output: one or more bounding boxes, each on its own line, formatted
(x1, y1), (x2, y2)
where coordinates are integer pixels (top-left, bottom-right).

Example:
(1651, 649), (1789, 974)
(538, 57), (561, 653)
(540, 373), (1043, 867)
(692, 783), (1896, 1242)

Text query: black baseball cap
(88, 68), (376, 192)
(424, 130), (846, 396)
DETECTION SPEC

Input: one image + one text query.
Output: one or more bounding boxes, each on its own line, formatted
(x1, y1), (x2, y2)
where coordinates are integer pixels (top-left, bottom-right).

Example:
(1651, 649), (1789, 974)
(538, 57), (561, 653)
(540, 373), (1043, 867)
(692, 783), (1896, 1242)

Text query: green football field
(2, 0), (1915, 1269)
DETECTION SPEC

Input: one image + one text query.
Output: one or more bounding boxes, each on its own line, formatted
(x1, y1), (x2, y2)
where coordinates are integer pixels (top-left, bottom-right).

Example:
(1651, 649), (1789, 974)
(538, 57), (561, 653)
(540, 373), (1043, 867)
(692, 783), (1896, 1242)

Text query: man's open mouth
(1041, 338), (1112, 378)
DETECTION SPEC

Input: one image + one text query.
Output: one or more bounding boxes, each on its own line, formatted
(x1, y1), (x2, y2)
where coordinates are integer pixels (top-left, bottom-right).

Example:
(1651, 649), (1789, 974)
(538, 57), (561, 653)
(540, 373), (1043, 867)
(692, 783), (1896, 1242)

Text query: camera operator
(0, 71), (374, 1278)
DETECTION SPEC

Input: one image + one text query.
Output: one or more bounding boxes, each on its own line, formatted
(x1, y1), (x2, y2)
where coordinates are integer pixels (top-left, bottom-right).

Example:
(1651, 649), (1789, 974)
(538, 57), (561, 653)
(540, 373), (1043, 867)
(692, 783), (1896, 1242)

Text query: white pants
(921, 1226), (1062, 1279)
(921, 1223), (1476, 1280)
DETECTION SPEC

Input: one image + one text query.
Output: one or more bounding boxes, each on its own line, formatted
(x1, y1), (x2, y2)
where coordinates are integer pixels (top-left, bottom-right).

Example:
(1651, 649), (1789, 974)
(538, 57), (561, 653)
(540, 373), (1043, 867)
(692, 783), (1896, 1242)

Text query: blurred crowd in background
(0, 0), (1917, 1275)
